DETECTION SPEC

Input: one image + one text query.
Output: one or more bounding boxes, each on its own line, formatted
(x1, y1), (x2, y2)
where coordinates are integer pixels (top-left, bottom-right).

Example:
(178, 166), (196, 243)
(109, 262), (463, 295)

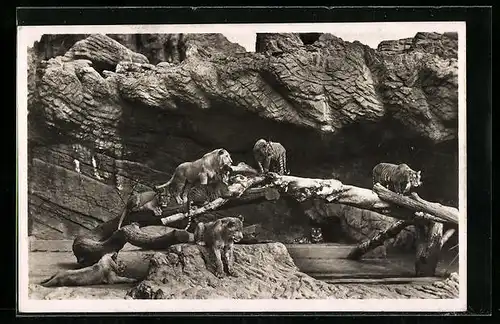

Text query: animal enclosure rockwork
(123, 243), (459, 299)
(29, 243), (459, 300)
(28, 32), (458, 250)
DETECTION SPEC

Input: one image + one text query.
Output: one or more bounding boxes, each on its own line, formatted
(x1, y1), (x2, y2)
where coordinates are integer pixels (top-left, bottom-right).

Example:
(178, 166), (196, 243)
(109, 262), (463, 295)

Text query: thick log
(373, 183), (459, 224)
(71, 174), (267, 265)
(370, 185), (459, 276)
(270, 174), (390, 208)
(229, 162), (260, 176)
(72, 172), (460, 272)
(269, 174), (458, 225)
(72, 223), (193, 266)
(415, 221), (444, 277)
(72, 228), (128, 267)
(120, 223), (194, 250)
(414, 223), (457, 277)
(346, 220), (413, 260)
(160, 175), (266, 225)
(269, 175), (458, 224)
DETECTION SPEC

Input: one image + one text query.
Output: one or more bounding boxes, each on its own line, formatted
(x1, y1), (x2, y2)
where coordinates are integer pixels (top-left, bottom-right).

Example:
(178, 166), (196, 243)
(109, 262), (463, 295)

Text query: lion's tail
(116, 207), (128, 230)
(155, 176), (174, 191)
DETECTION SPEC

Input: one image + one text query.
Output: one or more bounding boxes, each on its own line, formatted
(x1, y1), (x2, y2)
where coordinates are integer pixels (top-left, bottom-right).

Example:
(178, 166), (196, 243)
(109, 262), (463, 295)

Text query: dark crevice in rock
(177, 34), (187, 63)
(299, 33), (323, 45)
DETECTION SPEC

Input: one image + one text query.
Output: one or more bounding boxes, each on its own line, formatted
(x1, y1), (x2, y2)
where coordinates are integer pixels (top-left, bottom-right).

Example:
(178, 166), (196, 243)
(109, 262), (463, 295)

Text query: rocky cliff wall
(27, 32), (459, 249)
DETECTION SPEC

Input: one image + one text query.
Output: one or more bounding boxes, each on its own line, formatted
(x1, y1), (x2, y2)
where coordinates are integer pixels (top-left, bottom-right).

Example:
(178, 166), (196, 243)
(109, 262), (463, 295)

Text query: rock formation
(127, 243), (459, 299)
(29, 242), (459, 300)
(27, 32), (459, 252)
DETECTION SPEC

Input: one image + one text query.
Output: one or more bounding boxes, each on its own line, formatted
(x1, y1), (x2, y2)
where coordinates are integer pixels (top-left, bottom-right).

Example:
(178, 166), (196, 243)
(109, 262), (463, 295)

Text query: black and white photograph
(17, 21), (466, 312)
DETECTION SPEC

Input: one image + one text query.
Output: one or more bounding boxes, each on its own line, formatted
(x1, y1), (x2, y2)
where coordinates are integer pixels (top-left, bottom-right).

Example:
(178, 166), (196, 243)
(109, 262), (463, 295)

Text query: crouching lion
(194, 215), (244, 278)
(40, 252), (136, 287)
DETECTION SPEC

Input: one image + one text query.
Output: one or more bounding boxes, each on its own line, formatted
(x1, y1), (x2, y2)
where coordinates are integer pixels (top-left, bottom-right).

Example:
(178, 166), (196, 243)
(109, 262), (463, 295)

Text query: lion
(117, 190), (163, 230)
(253, 139), (288, 175)
(40, 252), (137, 287)
(155, 148), (233, 213)
(372, 162), (422, 195)
(193, 215), (244, 278)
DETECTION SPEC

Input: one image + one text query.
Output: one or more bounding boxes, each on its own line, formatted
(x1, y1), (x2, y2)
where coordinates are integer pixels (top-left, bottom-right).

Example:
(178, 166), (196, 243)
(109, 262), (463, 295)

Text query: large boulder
(125, 243), (459, 299)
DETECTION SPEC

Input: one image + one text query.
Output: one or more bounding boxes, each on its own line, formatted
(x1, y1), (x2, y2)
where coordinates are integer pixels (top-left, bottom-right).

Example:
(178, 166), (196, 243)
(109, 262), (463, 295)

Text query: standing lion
(155, 148), (233, 212)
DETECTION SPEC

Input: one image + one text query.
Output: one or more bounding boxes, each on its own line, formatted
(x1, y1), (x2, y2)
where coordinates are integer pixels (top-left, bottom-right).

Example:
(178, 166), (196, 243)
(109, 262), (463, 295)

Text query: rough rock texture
(27, 32), (458, 249)
(124, 243), (459, 299)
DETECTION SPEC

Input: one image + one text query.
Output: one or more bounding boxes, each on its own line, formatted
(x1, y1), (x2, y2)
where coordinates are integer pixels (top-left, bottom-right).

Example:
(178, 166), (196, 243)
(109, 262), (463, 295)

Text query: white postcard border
(17, 21), (467, 313)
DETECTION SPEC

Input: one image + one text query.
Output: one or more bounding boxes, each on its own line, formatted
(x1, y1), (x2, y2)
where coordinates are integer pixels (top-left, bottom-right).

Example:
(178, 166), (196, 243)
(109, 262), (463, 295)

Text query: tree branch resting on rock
(342, 183), (458, 275)
(374, 184), (459, 224)
(346, 220), (414, 260)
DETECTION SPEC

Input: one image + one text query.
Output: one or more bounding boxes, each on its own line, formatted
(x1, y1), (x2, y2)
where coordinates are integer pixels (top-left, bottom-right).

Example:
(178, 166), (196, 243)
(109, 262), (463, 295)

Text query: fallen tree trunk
(346, 220), (414, 260)
(72, 223), (193, 266)
(414, 221), (444, 277)
(160, 175), (266, 225)
(370, 184), (458, 276)
(270, 174), (391, 209)
(268, 175), (459, 276)
(120, 223), (194, 250)
(72, 228), (128, 267)
(373, 184), (459, 224)
(72, 220), (267, 267)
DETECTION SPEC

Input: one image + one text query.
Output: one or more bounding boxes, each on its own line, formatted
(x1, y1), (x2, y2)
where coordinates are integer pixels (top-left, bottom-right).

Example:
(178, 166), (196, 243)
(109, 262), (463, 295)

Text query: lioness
(194, 215), (244, 278)
(40, 252), (136, 287)
(155, 148), (233, 212)
(117, 190), (163, 230)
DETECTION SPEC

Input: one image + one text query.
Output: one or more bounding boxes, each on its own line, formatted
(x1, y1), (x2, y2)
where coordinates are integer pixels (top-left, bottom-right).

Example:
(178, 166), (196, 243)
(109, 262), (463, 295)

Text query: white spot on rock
(92, 156), (103, 180)
(320, 124), (334, 133)
(73, 159), (81, 173)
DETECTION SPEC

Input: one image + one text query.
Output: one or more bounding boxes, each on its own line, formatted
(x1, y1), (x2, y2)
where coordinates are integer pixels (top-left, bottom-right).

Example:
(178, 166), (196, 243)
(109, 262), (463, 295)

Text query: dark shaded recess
(443, 32), (459, 40)
(178, 34), (187, 63)
(28, 105), (81, 149)
(34, 34), (88, 60)
(318, 116), (458, 204)
(134, 34), (144, 56)
(118, 92), (458, 213)
(318, 217), (353, 244)
(299, 33), (322, 45)
(254, 34), (267, 53)
(259, 69), (297, 109)
(163, 38), (174, 63)
(117, 98), (187, 166)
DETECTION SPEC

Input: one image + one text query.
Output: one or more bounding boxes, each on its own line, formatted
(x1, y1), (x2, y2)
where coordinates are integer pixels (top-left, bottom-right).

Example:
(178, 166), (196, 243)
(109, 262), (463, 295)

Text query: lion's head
(209, 148), (233, 171)
(221, 215), (244, 243)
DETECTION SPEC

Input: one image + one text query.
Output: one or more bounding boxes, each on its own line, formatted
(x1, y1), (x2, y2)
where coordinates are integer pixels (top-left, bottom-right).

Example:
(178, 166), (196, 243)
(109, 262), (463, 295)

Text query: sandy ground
(26, 243), (459, 300)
